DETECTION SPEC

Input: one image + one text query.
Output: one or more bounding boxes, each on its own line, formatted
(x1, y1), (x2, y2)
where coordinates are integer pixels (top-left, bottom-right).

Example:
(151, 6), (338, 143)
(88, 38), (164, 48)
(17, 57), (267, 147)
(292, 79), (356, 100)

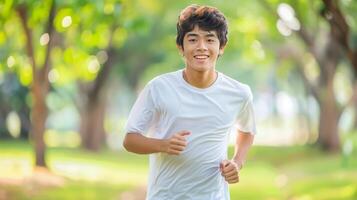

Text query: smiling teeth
(195, 55), (208, 59)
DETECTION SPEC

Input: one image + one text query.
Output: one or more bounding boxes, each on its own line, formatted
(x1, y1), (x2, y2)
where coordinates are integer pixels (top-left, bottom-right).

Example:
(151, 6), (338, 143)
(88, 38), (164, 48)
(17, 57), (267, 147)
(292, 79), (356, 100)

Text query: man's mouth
(194, 55), (209, 59)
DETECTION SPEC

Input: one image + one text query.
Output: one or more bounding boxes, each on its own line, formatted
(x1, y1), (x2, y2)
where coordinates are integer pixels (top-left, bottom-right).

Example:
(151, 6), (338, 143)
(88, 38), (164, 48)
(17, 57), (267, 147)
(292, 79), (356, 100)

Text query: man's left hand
(220, 160), (240, 184)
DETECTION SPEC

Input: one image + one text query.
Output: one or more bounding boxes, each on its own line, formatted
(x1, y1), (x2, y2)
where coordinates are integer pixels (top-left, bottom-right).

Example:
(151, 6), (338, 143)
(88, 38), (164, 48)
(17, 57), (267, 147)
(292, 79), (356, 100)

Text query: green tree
(260, 0), (357, 151)
(15, 0), (55, 167)
(320, 0), (357, 129)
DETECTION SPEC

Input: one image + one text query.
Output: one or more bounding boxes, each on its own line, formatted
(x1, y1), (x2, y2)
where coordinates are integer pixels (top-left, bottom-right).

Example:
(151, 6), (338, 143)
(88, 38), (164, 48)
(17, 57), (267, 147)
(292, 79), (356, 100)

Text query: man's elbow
(122, 134), (132, 152)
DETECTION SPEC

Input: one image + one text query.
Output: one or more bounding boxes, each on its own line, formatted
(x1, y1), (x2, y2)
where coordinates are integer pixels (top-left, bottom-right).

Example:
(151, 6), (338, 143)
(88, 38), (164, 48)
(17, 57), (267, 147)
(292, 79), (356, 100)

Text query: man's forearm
(123, 133), (168, 154)
(232, 131), (254, 169)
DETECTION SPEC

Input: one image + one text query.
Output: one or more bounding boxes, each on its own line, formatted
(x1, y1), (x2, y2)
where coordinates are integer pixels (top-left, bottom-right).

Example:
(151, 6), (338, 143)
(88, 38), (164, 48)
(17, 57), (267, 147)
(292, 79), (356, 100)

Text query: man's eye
(188, 39), (196, 42)
(208, 39), (215, 42)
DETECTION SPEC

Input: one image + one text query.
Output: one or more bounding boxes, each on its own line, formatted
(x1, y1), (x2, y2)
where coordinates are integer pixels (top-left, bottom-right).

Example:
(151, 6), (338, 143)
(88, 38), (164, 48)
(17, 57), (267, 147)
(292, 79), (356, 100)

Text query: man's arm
(232, 130), (254, 169)
(123, 131), (190, 155)
(220, 130), (254, 184)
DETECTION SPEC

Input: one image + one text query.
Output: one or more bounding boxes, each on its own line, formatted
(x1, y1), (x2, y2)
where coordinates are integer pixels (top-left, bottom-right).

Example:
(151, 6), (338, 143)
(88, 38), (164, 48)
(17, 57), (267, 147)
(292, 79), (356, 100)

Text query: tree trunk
(31, 80), (48, 167)
(317, 76), (341, 152)
(79, 95), (106, 151)
(316, 50), (342, 151)
(321, 0), (357, 133)
(76, 43), (116, 151)
(17, 1), (55, 167)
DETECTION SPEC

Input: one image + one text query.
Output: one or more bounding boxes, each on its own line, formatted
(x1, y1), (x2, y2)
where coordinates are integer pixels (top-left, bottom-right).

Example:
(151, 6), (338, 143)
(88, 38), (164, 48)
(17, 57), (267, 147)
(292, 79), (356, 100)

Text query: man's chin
(195, 67), (214, 73)
(188, 65), (214, 72)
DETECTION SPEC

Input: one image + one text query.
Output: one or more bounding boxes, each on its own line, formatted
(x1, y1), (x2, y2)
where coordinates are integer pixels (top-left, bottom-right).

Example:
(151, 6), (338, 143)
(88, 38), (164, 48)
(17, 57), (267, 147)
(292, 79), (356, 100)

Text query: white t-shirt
(125, 69), (256, 200)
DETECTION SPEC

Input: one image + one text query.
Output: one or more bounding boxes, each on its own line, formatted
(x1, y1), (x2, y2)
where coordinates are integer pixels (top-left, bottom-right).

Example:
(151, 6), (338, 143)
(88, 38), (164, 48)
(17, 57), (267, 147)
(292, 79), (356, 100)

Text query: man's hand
(220, 160), (241, 184)
(163, 130), (191, 155)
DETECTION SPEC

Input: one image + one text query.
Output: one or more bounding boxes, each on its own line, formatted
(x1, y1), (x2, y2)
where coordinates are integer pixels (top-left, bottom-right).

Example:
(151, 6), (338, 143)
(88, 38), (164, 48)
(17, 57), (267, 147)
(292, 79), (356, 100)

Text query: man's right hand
(163, 130), (191, 155)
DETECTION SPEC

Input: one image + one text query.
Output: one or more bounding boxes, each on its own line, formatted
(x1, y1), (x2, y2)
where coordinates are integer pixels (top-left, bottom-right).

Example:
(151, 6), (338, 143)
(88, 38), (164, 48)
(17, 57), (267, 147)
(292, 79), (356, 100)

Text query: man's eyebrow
(205, 33), (216, 37)
(186, 33), (217, 37)
(186, 33), (198, 37)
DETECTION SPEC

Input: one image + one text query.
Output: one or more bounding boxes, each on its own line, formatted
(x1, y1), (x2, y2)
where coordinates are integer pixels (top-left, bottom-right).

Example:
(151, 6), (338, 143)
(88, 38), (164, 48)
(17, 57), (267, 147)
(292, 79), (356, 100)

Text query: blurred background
(0, 0), (356, 199)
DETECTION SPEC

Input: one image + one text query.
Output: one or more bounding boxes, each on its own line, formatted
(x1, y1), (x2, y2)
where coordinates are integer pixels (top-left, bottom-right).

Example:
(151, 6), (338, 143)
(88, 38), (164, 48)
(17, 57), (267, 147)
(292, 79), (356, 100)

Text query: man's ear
(219, 46), (225, 56)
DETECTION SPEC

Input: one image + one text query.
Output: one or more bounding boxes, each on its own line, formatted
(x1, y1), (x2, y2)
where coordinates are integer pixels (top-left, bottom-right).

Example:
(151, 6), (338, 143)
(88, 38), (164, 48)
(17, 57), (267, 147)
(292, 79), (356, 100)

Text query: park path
(118, 185), (146, 200)
(0, 167), (65, 200)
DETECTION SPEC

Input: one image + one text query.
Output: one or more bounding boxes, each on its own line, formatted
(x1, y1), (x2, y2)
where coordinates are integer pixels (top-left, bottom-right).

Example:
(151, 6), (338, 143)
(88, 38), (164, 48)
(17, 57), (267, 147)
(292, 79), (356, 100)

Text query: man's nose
(196, 39), (208, 51)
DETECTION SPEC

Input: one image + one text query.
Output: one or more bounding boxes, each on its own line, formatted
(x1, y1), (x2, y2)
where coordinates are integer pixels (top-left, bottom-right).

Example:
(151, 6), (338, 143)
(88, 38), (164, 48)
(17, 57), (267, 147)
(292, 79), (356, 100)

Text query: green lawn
(0, 140), (356, 200)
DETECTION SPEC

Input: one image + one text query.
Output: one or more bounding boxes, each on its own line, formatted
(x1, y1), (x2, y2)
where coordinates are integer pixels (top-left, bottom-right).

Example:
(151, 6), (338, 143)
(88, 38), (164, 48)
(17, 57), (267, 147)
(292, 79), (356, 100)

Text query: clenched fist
(220, 160), (241, 184)
(163, 130), (191, 155)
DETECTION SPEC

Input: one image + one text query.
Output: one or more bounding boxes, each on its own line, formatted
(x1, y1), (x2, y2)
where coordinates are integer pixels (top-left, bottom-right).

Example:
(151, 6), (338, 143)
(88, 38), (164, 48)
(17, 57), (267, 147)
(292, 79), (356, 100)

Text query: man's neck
(183, 68), (217, 89)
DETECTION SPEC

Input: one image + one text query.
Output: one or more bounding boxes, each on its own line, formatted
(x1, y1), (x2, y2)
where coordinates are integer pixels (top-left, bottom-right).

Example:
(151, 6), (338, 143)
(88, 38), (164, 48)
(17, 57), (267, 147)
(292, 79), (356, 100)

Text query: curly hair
(176, 4), (228, 48)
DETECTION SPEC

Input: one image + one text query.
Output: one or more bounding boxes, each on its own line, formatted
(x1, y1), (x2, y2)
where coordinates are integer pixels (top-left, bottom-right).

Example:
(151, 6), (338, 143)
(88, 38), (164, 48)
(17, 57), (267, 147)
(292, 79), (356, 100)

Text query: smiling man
(123, 4), (256, 200)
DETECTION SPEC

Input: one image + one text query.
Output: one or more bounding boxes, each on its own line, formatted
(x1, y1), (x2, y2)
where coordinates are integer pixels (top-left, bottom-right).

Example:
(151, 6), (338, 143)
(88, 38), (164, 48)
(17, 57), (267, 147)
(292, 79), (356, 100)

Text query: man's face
(178, 25), (225, 72)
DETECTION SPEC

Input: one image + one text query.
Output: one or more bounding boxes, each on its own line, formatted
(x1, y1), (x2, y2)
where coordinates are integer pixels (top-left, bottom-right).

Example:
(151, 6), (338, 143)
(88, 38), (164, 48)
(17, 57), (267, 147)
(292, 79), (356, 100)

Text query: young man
(123, 4), (256, 200)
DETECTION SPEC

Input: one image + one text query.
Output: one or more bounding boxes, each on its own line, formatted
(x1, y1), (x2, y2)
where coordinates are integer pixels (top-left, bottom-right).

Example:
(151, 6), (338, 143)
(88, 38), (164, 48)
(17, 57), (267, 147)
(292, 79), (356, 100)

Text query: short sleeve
(236, 89), (256, 135)
(125, 83), (158, 135)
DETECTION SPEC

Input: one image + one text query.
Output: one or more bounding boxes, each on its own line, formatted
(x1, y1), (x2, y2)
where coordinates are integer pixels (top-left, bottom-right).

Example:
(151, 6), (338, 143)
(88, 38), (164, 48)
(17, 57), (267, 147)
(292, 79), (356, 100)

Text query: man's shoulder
(219, 73), (252, 97)
(147, 70), (181, 89)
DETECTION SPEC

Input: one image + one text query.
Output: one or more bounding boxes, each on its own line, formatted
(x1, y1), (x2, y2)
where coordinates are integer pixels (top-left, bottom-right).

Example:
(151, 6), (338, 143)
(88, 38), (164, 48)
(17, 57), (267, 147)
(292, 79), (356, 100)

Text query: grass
(0, 140), (148, 200)
(228, 145), (357, 200)
(0, 140), (356, 200)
